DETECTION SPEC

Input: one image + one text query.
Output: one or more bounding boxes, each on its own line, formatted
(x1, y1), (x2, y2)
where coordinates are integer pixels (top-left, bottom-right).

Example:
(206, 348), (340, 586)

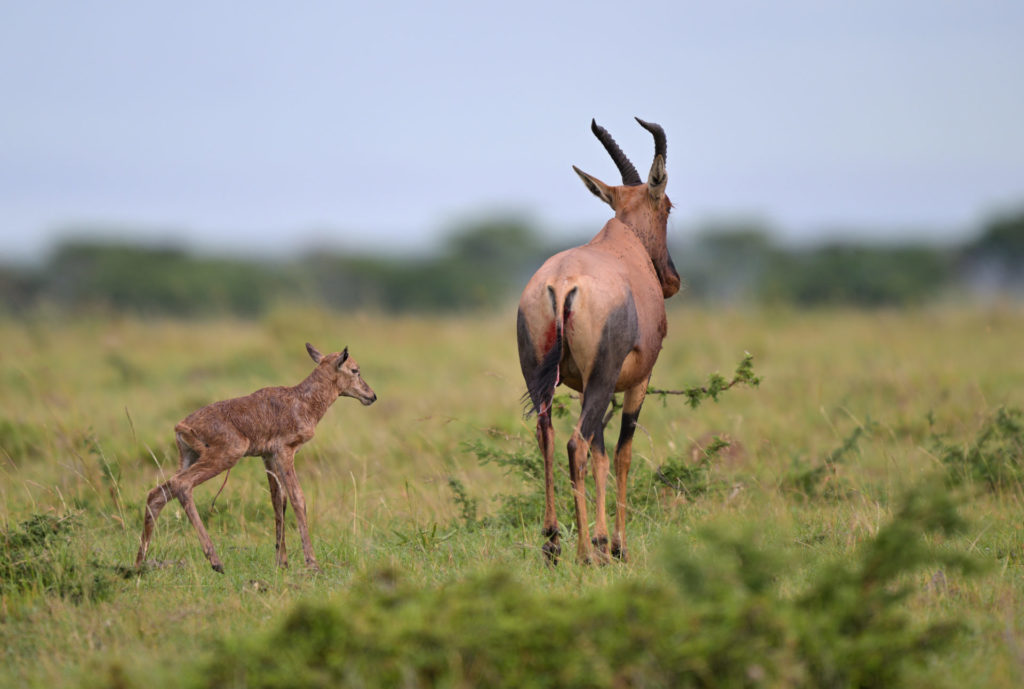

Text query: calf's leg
(263, 456), (289, 567)
(277, 447), (319, 571)
(172, 460), (236, 572)
(135, 434), (200, 568)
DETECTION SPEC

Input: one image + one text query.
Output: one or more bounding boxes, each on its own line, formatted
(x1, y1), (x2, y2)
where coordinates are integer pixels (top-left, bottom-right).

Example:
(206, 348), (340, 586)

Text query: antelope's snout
(343, 379), (377, 406)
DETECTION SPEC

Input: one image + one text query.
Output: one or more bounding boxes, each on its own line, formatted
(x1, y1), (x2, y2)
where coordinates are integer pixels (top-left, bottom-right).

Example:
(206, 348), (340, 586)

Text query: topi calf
(135, 343), (376, 573)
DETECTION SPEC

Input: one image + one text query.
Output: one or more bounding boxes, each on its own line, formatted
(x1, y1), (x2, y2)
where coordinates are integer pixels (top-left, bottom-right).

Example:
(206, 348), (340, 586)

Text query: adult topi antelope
(517, 118), (680, 564)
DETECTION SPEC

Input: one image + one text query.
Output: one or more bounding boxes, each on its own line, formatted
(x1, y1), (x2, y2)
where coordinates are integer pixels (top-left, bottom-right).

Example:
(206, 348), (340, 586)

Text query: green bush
(0, 512), (114, 602)
(780, 422), (873, 501)
(932, 406), (1024, 492)
(109, 483), (976, 689)
(0, 418), (48, 465)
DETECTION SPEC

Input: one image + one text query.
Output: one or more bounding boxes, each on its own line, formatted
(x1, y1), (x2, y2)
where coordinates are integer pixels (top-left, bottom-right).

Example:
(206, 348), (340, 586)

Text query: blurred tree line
(0, 217), (552, 316)
(1, 208), (1023, 316)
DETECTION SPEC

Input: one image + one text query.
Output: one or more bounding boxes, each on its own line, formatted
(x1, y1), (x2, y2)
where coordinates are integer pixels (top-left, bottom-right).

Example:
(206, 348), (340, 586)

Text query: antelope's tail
(523, 285), (577, 417)
(174, 423), (199, 449)
(174, 423), (203, 469)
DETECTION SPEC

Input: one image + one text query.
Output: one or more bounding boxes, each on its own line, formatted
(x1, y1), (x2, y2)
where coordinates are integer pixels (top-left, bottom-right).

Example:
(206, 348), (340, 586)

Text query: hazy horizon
(3, 2), (1023, 262)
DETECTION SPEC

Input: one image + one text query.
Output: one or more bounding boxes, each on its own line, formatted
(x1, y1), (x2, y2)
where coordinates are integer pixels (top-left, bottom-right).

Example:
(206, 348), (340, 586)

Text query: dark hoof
(115, 563), (145, 579)
(247, 579), (271, 593)
(212, 563), (225, 574)
(611, 544), (628, 562)
(542, 525), (561, 566)
(591, 537), (612, 565)
(542, 540), (561, 566)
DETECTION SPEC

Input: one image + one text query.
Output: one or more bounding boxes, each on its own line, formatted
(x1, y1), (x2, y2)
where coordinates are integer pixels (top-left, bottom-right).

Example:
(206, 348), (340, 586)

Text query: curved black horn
(635, 117), (667, 163)
(591, 119), (642, 186)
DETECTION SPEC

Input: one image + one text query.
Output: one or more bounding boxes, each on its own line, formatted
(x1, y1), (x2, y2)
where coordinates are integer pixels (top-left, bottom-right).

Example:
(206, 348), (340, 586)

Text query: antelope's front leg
(589, 439), (611, 564)
(279, 449), (320, 572)
(611, 379), (649, 561)
(537, 410), (560, 564)
(263, 456), (288, 568)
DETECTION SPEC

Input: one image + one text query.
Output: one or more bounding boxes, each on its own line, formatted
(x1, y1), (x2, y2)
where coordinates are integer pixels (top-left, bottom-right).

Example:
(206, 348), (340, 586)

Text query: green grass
(2, 303), (1024, 687)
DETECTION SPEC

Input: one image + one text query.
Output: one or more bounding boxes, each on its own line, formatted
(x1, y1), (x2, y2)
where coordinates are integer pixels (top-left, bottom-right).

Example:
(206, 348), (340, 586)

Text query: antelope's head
(306, 343), (377, 406)
(573, 117), (680, 297)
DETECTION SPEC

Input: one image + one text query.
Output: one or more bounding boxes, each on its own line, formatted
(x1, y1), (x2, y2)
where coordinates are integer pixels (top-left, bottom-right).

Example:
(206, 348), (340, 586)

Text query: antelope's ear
(647, 155), (667, 202)
(337, 347), (349, 368)
(306, 342), (324, 364)
(573, 166), (615, 208)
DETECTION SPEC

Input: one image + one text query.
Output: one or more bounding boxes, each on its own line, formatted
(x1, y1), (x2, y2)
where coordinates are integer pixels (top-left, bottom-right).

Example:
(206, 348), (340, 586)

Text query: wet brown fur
(134, 343), (376, 573)
(517, 118), (679, 564)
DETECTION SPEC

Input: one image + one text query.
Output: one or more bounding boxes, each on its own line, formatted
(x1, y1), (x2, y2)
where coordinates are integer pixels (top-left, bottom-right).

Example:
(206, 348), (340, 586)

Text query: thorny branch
(647, 352), (761, 409)
(552, 353), (761, 426)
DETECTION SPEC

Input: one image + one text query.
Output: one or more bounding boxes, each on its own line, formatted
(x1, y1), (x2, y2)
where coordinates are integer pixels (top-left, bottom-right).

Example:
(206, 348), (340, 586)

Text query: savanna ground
(2, 303), (1024, 687)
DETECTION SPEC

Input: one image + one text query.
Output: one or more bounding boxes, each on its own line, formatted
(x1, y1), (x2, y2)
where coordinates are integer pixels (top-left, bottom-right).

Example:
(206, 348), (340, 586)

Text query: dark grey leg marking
(578, 295), (639, 448)
(615, 410), (640, 456)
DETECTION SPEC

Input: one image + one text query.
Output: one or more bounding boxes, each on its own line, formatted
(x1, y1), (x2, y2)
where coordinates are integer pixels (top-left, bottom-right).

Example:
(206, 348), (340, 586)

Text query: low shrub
(1, 512), (114, 602)
(932, 406), (1024, 492)
(780, 421), (873, 501)
(113, 483), (976, 689)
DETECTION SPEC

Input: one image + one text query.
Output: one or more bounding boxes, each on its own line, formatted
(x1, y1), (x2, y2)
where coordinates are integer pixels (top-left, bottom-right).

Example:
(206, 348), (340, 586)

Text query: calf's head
(305, 342), (377, 406)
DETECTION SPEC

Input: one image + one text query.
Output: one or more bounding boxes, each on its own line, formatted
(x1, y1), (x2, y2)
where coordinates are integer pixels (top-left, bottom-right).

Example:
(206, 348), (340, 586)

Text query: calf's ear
(337, 347), (350, 368)
(306, 342), (324, 364)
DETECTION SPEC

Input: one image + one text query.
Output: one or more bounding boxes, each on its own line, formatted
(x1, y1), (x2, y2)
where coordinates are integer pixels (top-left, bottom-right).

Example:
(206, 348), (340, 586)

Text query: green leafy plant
(652, 436), (732, 500)
(649, 352), (761, 409)
(447, 477), (479, 529)
(0, 418), (47, 465)
(462, 439), (573, 529)
(791, 481), (981, 687)
(0, 512), (114, 602)
(781, 421), (873, 501)
(118, 482), (977, 689)
(390, 522), (458, 553)
(931, 406), (1024, 492)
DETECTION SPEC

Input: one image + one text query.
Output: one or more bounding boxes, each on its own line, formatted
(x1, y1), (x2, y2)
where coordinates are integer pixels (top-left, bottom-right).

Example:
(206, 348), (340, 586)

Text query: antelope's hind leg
(135, 435), (200, 568)
(566, 363), (621, 565)
(574, 298), (638, 564)
(136, 480), (173, 569)
(174, 459), (237, 573)
(156, 432), (245, 573)
(611, 378), (650, 562)
(536, 409), (560, 563)
(574, 385), (616, 565)
(518, 307), (562, 564)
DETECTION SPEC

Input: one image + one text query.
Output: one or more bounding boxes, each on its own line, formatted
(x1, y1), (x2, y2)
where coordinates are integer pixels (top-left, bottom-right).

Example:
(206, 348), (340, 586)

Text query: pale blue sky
(2, 1), (1023, 261)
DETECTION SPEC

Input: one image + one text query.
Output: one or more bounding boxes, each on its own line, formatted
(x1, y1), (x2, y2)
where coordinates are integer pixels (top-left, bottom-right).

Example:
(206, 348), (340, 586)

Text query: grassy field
(2, 303), (1024, 687)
